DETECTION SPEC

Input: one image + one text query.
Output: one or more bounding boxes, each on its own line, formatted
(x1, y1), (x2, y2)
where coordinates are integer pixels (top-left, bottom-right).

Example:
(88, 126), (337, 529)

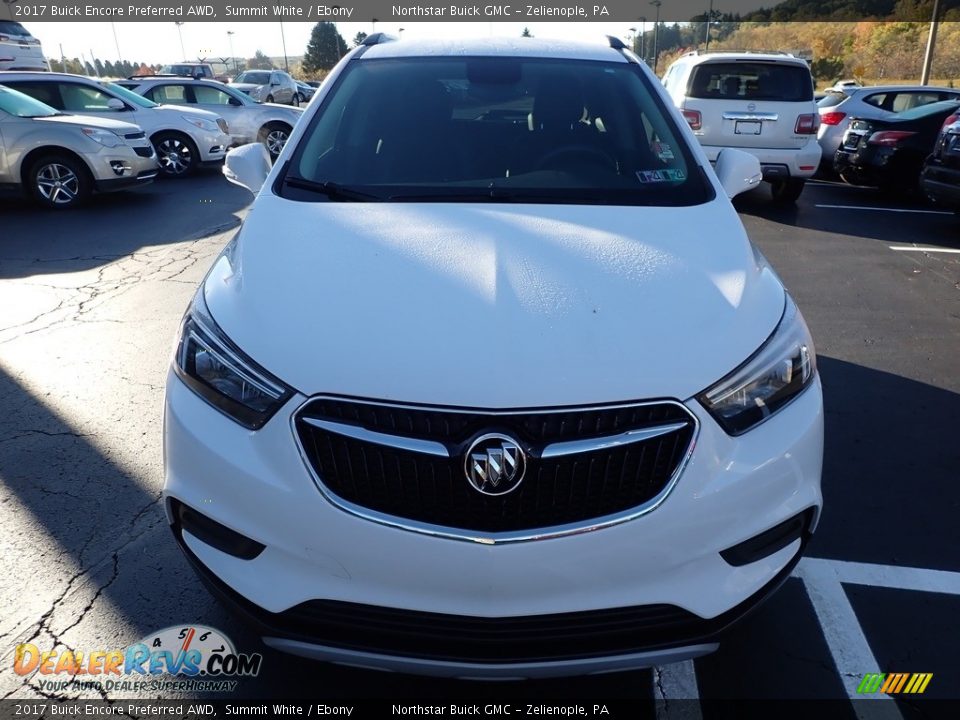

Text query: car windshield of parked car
(894, 99), (960, 120)
(104, 82), (159, 109)
(689, 62), (813, 102)
(285, 57), (711, 206)
(235, 71), (270, 85)
(0, 84), (59, 117)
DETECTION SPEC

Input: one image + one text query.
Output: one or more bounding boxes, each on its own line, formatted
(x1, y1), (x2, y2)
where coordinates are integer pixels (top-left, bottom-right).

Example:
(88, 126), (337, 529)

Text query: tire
(27, 154), (91, 209)
(265, 94), (274, 104)
(153, 132), (199, 178)
(770, 178), (806, 204)
(257, 122), (292, 158)
(293, 93), (303, 107)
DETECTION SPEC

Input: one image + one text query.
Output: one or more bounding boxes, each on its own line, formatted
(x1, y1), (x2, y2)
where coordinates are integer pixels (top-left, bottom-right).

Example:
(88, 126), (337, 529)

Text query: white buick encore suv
(163, 35), (824, 679)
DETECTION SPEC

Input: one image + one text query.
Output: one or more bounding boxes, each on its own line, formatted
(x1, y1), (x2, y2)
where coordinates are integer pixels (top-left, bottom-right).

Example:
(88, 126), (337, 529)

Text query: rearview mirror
(106, 98), (126, 111)
(714, 148), (762, 199)
(223, 143), (271, 194)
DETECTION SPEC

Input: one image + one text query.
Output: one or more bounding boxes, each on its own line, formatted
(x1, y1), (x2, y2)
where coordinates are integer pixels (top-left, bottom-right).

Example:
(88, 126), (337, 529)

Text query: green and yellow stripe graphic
(857, 673), (933, 695)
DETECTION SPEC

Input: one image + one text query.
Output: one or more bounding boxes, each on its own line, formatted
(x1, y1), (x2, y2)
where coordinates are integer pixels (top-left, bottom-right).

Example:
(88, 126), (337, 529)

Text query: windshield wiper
(284, 177), (382, 202)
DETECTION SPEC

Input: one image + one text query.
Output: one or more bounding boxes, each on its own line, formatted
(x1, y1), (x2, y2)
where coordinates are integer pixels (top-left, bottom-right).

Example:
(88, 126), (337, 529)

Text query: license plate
(735, 121), (762, 135)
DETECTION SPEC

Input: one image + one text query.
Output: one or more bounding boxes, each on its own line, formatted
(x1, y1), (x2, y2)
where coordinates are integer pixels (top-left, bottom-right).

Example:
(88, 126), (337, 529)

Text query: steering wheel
(536, 144), (615, 172)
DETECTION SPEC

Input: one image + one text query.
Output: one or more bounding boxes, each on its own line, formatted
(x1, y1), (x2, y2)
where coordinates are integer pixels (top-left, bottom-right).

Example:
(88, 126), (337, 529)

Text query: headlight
(174, 287), (293, 429)
(698, 294), (816, 435)
(81, 127), (123, 148)
(181, 115), (219, 132)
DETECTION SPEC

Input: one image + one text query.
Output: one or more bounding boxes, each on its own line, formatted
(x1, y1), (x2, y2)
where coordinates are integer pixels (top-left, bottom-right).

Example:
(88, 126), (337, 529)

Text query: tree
(353, 31), (368, 47)
(521, 27), (533, 37)
(247, 50), (274, 70)
(302, 22), (348, 74)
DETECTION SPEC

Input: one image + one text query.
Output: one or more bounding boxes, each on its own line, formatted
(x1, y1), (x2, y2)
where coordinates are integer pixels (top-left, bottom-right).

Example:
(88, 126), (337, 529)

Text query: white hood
(204, 198), (785, 408)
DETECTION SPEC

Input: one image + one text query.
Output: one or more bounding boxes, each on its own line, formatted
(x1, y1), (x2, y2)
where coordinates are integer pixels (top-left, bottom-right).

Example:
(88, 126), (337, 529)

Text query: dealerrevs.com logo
(14, 625), (262, 693)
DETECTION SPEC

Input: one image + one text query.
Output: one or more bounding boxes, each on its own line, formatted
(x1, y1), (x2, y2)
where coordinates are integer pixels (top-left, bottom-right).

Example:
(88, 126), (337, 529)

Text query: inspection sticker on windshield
(637, 169), (685, 183)
(651, 142), (675, 161)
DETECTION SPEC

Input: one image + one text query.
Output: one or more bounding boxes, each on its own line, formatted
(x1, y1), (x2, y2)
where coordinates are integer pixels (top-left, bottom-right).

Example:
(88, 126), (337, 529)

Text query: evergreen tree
(521, 27), (533, 37)
(247, 50), (274, 70)
(353, 31), (368, 47)
(302, 22), (348, 73)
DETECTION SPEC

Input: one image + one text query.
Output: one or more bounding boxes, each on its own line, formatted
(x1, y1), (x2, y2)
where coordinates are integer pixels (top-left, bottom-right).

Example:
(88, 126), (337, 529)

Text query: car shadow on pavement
(732, 183), (960, 249)
(0, 169), (251, 280)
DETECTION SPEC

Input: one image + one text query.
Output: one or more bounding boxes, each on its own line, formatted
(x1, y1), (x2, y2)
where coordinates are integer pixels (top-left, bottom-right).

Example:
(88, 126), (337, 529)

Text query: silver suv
(0, 84), (158, 208)
(662, 51), (820, 203)
(0, 72), (232, 177)
(230, 70), (299, 106)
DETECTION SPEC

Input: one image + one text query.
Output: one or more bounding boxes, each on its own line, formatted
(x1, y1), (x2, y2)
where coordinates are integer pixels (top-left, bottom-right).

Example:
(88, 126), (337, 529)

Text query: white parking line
(889, 246), (960, 254)
(803, 557), (960, 595)
(815, 204), (953, 215)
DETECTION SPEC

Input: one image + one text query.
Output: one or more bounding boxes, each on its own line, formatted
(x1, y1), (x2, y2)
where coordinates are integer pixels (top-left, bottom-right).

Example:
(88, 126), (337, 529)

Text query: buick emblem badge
(464, 434), (526, 496)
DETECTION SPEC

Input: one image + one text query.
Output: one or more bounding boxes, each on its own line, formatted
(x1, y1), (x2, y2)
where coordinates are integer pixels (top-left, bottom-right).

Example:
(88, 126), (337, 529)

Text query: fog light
(109, 161), (130, 176)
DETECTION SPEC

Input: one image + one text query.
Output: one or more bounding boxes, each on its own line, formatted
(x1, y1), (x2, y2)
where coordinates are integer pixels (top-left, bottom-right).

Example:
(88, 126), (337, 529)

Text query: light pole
(174, 22), (186, 60)
(227, 31), (237, 74)
(628, 27), (636, 55)
(650, 0), (662, 73)
(921, 0), (941, 85)
(399, 28), (405, 37)
(111, 22), (122, 65)
(279, 21), (289, 72)
(372, 18), (378, 33)
(638, 17), (646, 64)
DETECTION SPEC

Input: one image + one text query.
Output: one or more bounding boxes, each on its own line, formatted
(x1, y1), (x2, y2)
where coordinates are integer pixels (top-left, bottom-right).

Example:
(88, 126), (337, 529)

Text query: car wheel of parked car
(258, 122), (292, 158)
(265, 94), (274, 104)
(28, 154), (91, 209)
(770, 178), (806, 204)
(154, 132), (198, 177)
(294, 93), (304, 106)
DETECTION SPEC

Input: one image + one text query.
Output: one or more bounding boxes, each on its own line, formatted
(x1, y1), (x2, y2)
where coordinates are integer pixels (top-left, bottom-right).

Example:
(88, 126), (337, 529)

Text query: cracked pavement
(1, 174), (958, 704)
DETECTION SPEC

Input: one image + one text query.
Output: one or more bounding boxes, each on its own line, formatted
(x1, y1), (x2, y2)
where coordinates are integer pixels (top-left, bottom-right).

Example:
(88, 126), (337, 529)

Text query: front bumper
(163, 372), (823, 675)
(195, 129), (233, 164)
(87, 146), (159, 191)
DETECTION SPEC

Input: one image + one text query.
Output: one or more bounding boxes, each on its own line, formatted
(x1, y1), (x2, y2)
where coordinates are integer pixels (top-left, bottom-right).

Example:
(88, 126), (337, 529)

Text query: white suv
(662, 52), (821, 203)
(0, 72), (232, 177)
(165, 35), (823, 678)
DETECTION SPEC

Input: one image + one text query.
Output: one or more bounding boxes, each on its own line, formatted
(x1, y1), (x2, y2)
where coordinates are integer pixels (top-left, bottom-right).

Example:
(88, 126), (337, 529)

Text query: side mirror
(714, 148), (762, 199)
(228, 97), (242, 106)
(106, 98), (126, 111)
(223, 142), (271, 194)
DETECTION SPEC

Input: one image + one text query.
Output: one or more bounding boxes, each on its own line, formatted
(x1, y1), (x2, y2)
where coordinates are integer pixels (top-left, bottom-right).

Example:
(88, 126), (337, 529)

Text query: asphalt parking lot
(0, 173), (958, 714)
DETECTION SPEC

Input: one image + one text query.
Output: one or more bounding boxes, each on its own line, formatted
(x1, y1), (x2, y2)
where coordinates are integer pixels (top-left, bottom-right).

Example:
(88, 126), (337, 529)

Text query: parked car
(118, 76), (303, 158)
(0, 21), (47, 72)
(834, 99), (960, 193)
(817, 85), (960, 167)
(0, 84), (158, 208)
(662, 51), (820, 203)
(165, 35), (823, 678)
(230, 69), (299, 106)
(304, 80), (322, 89)
(920, 113), (960, 212)
(0, 72), (232, 177)
(294, 80), (315, 104)
(158, 62), (218, 80)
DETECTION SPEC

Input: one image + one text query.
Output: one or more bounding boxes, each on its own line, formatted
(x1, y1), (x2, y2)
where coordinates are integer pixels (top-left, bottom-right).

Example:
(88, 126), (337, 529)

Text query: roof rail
(362, 33), (396, 46)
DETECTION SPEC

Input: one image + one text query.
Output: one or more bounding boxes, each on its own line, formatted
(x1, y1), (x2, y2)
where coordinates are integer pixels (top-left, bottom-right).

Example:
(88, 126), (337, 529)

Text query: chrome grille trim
(539, 421), (690, 460)
(291, 396), (700, 545)
(302, 417), (450, 458)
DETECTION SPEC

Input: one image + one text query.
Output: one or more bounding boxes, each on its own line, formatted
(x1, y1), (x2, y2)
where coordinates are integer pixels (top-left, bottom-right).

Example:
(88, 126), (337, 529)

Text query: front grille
(133, 146), (154, 158)
(276, 600), (705, 663)
(124, 131), (146, 140)
(295, 397), (696, 534)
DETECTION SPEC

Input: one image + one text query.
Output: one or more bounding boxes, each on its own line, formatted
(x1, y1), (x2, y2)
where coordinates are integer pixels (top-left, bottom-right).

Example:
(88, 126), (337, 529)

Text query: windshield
(0, 84), (59, 118)
(284, 57), (711, 206)
(104, 82), (158, 108)
(894, 99), (960, 120)
(235, 71), (270, 85)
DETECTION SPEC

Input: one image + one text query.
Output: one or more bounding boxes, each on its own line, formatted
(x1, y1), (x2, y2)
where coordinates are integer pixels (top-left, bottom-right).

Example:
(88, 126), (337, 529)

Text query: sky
(16, 21), (653, 67)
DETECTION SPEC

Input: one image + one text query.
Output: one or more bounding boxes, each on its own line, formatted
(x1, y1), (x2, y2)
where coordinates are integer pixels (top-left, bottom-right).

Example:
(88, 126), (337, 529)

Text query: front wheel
(28, 154), (91, 209)
(770, 178), (806, 204)
(153, 132), (199, 177)
(258, 123), (292, 158)
(293, 93), (303, 107)
(265, 94), (274, 104)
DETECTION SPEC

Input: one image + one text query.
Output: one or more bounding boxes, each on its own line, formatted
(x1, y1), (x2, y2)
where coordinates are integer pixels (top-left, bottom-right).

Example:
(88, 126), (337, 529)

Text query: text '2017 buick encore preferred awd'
(163, 35), (824, 678)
